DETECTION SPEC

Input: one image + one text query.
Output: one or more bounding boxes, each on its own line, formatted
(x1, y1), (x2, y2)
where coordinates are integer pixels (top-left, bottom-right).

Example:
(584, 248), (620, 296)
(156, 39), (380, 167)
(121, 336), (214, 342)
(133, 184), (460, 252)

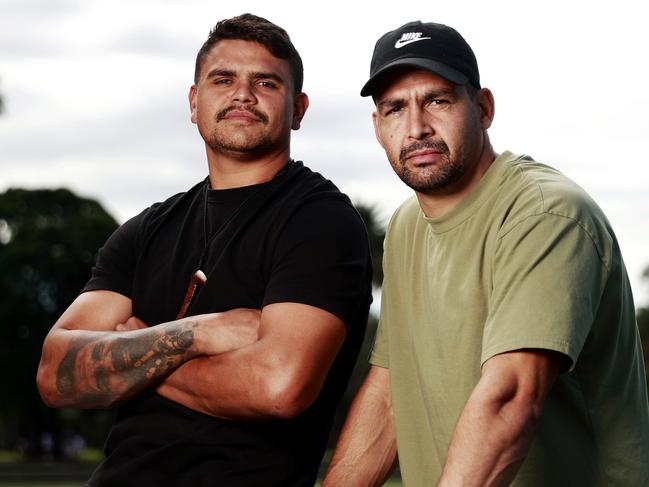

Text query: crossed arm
(323, 350), (562, 486)
(156, 301), (346, 419)
(37, 289), (346, 419)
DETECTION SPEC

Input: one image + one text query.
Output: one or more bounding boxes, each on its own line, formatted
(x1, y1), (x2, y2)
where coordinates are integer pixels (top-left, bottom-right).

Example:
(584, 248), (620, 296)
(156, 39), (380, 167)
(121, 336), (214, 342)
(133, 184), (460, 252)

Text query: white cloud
(1, 0), (648, 304)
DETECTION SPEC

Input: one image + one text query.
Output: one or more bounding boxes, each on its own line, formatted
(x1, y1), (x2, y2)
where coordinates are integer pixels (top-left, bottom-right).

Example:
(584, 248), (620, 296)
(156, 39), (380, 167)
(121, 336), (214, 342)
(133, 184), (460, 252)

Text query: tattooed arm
(36, 290), (259, 409)
(156, 302), (346, 419)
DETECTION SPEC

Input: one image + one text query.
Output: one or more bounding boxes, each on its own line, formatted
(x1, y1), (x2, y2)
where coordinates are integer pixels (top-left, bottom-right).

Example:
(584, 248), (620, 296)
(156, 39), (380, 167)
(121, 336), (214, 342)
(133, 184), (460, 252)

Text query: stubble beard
(204, 106), (284, 156)
(393, 140), (467, 194)
(206, 129), (276, 155)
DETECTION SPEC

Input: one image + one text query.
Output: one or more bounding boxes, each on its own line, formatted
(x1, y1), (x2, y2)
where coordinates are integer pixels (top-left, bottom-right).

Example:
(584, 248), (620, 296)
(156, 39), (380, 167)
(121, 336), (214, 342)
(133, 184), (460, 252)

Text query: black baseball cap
(360, 21), (480, 97)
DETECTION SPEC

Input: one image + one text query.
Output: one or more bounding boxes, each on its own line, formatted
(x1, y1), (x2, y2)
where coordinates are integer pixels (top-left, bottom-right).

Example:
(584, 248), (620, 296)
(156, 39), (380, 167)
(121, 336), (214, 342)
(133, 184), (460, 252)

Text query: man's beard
(393, 139), (466, 193)
(204, 105), (280, 155)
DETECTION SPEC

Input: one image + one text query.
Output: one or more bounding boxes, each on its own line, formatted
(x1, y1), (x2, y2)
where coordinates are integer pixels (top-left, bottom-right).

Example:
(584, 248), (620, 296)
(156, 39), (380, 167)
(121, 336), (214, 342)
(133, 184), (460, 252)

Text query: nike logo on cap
(394, 32), (431, 48)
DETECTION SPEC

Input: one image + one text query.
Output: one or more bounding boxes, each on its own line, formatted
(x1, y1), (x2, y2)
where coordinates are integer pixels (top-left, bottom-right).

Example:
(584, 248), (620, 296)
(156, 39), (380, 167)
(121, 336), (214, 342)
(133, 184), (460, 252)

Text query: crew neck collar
(421, 151), (518, 234)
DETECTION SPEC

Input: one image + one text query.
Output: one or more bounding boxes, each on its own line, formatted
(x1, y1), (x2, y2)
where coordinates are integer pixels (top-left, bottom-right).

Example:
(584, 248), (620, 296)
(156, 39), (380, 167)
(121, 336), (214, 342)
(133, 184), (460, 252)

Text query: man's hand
(156, 302), (347, 420)
(37, 291), (261, 410)
(115, 316), (148, 331)
(115, 309), (261, 356)
(192, 308), (260, 356)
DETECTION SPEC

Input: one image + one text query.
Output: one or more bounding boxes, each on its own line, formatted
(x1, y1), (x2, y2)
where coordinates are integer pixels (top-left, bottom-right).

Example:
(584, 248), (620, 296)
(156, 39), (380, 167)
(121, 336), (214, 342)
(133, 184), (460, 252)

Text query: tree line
(0, 188), (385, 460)
(1, 187), (647, 462)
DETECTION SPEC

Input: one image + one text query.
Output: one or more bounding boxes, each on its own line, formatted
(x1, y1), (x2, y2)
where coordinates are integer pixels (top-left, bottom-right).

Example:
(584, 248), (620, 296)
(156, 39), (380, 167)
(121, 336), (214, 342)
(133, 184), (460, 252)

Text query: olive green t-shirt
(371, 151), (649, 486)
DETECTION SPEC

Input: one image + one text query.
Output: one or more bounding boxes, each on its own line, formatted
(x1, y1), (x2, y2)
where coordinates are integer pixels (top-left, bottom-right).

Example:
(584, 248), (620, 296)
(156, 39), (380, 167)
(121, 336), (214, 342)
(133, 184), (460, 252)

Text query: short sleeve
(370, 235), (391, 368)
(262, 198), (372, 329)
(482, 213), (608, 369)
(369, 318), (389, 368)
(82, 212), (144, 298)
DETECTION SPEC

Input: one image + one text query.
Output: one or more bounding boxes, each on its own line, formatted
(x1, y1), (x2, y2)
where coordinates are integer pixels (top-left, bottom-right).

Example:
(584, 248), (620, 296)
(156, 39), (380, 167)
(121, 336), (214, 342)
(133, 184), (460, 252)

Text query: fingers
(193, 309), (262, 356)
(115, 316), (149, 331)
(225, 308), (261, 327)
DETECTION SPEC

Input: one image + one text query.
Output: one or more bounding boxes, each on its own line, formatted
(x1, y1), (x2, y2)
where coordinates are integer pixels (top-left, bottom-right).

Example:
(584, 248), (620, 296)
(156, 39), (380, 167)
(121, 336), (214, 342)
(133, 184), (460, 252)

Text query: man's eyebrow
(377, 97), (405, 110)
(204, 69), (285, 85)
(422, 88), (458, 101)
(378, 88), (460, 108)
(205, 69), (236, 80)
(250, 72), (285, 84)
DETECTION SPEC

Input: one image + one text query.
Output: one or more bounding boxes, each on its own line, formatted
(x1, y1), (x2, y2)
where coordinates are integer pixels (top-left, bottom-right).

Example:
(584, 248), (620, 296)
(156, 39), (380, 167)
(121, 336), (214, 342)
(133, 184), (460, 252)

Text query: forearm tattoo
(55, 324), (195, 407)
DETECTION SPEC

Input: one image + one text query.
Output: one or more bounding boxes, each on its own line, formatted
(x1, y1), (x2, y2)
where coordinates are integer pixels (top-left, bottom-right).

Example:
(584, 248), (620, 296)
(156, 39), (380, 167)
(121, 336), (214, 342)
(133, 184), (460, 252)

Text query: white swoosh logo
(394, 37), (431, 48)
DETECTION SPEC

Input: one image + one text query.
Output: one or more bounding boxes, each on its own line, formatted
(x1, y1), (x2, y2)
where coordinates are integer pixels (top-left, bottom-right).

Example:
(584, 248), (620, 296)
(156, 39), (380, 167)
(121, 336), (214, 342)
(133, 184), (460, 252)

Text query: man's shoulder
(279, 162), (354, 215)
(290, 162), (342, 196)
(497, 152), (608, 232)
(114, 179), (206, 244)
(495, 153), (615, 262)
(133, 179), (206, 223)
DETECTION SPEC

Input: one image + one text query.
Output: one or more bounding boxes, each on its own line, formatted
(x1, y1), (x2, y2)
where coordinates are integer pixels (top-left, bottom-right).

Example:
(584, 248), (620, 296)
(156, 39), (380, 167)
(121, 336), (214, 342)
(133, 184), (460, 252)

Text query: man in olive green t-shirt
(323, 20), (649, 487)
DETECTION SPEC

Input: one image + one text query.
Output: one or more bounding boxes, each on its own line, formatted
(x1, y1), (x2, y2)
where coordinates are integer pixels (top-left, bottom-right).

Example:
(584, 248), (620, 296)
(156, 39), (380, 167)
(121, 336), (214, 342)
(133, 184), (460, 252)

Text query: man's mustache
(216, 106), (269, 124)
(399, 140), (449, 164)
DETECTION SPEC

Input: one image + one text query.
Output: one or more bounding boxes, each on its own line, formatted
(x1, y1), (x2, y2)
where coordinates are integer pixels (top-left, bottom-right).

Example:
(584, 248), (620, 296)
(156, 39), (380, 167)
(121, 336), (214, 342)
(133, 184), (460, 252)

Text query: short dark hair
(194, 13), (304, 93)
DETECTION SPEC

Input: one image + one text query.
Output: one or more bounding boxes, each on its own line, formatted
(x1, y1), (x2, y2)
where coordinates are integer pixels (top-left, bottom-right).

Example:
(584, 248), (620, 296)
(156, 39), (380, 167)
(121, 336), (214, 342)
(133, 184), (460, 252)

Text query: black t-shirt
(83, 162), (373, 487)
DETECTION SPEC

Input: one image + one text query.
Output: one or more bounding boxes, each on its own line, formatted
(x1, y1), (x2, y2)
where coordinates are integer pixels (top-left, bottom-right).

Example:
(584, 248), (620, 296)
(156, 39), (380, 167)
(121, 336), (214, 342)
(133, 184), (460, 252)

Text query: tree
(327, 203), (386, 448)
(0, 194), (388, 459)
(354, 203), (385, 287)
(0, 188), (118, 459)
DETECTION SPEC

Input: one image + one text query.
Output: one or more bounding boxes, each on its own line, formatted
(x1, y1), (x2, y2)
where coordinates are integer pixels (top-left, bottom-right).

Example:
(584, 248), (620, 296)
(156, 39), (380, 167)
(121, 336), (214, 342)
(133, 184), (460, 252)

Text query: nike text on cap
(360, 20), (480, 97)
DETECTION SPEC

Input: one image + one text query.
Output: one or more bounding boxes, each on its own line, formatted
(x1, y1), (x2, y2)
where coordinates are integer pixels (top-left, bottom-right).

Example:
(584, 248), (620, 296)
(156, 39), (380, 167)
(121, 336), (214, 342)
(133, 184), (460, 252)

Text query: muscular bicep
(438, 351), (565, 485)
(479, 349), (565, 407)
(258, 301), (347, 408)
(155, 302), (346, 418)
(52, 290), (133, 333)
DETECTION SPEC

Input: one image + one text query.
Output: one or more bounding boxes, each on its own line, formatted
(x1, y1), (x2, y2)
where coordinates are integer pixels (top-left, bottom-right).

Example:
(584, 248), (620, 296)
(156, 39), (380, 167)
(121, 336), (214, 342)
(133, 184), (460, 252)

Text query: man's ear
(291, 92), (309, 130)
(476, 88), (495, 130)
(372, 111), (386, 149)
(189, 85), (198, 124)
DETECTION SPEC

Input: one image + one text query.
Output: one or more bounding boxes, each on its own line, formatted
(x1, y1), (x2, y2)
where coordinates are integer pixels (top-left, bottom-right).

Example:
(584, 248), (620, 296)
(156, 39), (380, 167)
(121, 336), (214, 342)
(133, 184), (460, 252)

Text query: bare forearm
(322, 366), (397, 487)
(437, 350), (563, 486)
(157, 303), (345, 420)
(438, 390), (538, 487)
(157, 340), (318, 419)
(157, 348), (270, 418)
(38, 319), (200, 408)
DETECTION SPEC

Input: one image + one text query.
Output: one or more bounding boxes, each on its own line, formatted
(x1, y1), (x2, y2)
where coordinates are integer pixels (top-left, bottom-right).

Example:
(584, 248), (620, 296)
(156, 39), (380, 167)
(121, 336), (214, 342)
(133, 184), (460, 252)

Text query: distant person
(323, 20), (649, 486)
(37, 13), (372, 486)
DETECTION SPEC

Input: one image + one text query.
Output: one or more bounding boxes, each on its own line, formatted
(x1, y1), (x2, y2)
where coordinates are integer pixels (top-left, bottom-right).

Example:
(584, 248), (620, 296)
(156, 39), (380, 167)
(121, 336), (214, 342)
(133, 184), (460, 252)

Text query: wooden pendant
(176, 270), (207, 319)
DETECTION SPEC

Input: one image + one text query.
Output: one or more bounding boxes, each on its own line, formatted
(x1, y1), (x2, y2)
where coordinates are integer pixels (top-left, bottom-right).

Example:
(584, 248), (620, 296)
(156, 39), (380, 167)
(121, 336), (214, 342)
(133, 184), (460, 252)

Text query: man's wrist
(184, 317), (206, 358)
(157, 317), (205, 359)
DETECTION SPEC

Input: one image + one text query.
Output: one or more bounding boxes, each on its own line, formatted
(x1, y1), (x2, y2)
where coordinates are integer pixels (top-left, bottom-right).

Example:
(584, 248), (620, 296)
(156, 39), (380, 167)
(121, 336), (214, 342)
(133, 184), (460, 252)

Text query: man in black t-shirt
(37, 14), (372, 487)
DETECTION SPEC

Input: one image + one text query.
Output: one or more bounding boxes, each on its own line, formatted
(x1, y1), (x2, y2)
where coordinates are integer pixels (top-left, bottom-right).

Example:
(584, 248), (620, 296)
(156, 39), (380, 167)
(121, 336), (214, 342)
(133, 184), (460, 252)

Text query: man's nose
(231, 82), (257, 104)
(407, 106), (433, 140)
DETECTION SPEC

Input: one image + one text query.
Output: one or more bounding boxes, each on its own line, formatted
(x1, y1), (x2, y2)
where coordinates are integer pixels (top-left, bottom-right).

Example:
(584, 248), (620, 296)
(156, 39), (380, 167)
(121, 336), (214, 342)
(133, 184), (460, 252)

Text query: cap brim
(360, 57), (469, 97)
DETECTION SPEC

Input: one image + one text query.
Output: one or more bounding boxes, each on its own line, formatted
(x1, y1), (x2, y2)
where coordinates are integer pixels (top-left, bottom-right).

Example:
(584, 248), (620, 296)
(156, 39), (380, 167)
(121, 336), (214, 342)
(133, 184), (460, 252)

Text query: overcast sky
(1, 0), (648, 304)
